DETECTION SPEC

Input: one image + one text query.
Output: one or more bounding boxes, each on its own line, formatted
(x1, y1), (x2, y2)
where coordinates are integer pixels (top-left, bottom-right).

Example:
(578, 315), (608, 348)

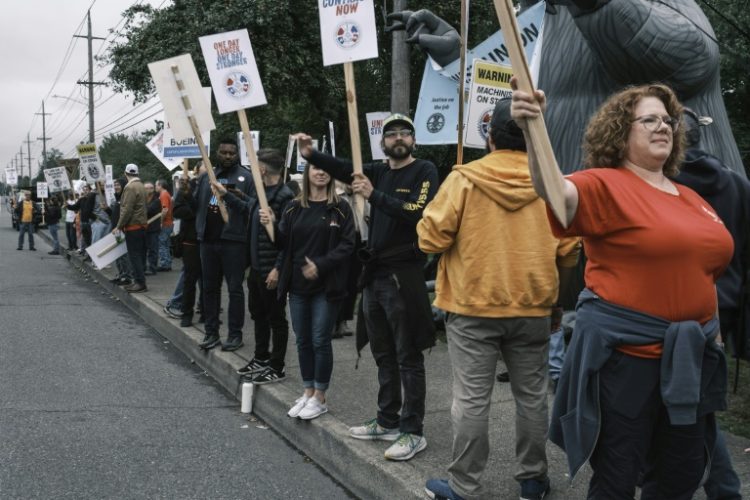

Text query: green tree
(98, 131), (168, 182)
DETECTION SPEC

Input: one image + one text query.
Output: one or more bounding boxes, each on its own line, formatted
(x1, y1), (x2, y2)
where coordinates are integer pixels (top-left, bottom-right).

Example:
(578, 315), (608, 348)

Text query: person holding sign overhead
(191, 138), (254, 351)
(511, 83), (732, 498)
(296, 113), (438, 462)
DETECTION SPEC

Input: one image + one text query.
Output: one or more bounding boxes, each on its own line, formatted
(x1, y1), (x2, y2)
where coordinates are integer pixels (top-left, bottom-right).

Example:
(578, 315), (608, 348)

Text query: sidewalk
(39, 231), (749, 499)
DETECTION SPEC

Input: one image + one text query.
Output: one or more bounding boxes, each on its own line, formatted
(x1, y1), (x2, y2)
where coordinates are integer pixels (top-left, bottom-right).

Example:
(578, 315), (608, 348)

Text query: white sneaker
(348, 418), (400, 441)
(287, 395), (310, 418)
(384, 433), (427, 461)
(298, 397), (328, 420)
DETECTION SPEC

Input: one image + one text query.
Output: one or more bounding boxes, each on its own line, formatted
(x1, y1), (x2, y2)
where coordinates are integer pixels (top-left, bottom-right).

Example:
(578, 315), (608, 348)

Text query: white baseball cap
(125, 163), (139, 175)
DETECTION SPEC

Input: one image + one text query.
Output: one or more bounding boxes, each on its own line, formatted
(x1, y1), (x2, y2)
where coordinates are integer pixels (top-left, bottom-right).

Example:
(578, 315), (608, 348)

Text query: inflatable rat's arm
(386, 9), (460, 67)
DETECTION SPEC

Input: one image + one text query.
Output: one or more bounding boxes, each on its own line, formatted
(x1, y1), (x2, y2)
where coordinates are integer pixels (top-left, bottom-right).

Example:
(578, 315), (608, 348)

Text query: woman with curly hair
(512, 83), (733, 499)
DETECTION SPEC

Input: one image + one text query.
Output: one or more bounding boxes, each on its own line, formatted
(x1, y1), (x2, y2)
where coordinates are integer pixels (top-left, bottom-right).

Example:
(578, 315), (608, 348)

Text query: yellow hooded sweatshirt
(417, 150), (580, 318)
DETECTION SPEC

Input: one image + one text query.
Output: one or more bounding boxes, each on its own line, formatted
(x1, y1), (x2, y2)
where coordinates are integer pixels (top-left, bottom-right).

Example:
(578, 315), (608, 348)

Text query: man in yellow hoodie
(417, 98), (579, 500)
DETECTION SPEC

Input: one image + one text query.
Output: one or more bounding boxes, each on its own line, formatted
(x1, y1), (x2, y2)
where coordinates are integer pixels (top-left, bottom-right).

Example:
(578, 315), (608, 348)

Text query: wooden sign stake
(182, 158), (189, 178)
(493, 0), (567, 224)
(343, 62), (367, 231)
(170, 65), (229, 223)
(456, 0), (468, 166)
(238, 110), (274, 241)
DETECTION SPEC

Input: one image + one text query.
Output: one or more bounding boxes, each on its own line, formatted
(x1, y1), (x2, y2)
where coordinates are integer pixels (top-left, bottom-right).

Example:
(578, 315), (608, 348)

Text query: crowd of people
(22, 86), (748, 499)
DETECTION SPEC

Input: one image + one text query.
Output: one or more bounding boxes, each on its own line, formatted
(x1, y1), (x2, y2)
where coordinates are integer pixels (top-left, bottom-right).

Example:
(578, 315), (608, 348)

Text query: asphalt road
(0, 208), (353, 500)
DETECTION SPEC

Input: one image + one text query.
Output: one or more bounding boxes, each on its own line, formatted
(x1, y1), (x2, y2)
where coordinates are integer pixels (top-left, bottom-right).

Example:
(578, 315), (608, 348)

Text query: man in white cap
(113, 163), (148, 293)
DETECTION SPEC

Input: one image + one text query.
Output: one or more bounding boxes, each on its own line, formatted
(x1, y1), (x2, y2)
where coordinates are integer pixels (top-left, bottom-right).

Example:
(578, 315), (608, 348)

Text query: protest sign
(162, 88), (213, 159)
(199, 29), (273, 239)
(86, 232), (128, 269)
(365, 112), (390, 160)
(148, 55), (215, 142)
(76, 143), (105, 183)
(318, 0), (378, 66)
(413, 3), (545, 145)
(37, 182), (49, 199)
(149, 53), (226, 222)
(199, 29), (267, 113)
(6, 167), (18, 186)
(328, 121), (336, 156)
(317, 0), (378, 229)
(237, 131), (260, 167)
(296, 139), (318, 172)
(146, 129), (184, 169)
(464, 60), (513, 149)
(43, 166), (71, 193)
(104, 165), (116, 206)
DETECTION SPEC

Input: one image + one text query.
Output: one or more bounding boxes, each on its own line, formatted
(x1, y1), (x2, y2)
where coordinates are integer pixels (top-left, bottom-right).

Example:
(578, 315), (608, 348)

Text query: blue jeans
(289, 292), (339, 391)
(549, 327), (565, 381)
(91, 220), (110, 244)
(158, 225), (173, 268)
(167, 268), (185, 310)
(48, 223), (60, 252)
(146, 231), (159, 272)
(17, 222), (35, 249)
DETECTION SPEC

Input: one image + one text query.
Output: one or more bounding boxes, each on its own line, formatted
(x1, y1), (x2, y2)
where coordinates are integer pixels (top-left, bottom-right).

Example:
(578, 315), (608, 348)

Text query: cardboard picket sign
(76, 143), (105, 183)
(365, 112), (390, 160)
(328, 121), (336, 156)
(237, 131), (260, 167)
(146, 130), (184, 170)
(6, 167), (18, 186)
(104, 165), (116, 207)
(43, 166), (71, 192)
(148, 53), (226, 222)
(199, 29), (267, 113)
(37, 182), (49, 199)
(86, 232), (127, 269)
(318, 0), (378, 66)
(162, 88), (213, 159)
(148, 54), (215, 142)
(199, 29), (273, 240)
(464, 60), (513, 149)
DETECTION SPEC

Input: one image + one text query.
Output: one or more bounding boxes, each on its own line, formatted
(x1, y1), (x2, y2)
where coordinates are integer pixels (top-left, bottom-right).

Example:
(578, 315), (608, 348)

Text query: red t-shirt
(548, 168), (733, 358)
(159, 190), (173, 227)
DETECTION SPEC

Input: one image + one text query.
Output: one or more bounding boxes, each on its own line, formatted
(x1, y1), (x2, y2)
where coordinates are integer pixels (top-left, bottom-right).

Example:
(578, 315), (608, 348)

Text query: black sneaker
(199, 334), (221, 350)
(163, 304), (183, 319)
(251, 366), (285, 385)
(222, 337), (244, 352)
(520, 477), (550, 500)
(237, 357), (269, 375)
(180, 316), (193, 328)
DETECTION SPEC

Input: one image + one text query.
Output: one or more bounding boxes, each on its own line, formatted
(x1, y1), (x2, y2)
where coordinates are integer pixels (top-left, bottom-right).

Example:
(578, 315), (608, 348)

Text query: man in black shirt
(297, 113), (438, 461)
(191, 138), (254, 351)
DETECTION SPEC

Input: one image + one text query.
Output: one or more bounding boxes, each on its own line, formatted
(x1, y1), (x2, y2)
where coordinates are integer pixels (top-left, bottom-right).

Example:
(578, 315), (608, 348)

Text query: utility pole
(18, 147), (24, 179)
(24, 133), (34, 179)
(36, 100), (51, 167)
(390, 0), (410, 114)
(74, 10), (106, 143)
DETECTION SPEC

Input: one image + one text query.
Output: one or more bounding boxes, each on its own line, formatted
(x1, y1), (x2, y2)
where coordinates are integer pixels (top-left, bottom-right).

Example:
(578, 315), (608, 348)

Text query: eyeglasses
(632, 114), (680, 132)
(383, 129), (414, 139)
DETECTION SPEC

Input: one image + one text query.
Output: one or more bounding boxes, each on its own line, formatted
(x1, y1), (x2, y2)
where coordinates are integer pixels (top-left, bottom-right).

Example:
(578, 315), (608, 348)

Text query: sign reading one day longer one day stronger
(199, 29), (267, 114)
(318, 0), (378, 66)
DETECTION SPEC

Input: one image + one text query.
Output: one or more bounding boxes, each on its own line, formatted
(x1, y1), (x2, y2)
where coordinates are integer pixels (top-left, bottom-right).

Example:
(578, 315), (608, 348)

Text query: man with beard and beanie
(229, 149), (295, 384)
(190, 138), (254, 351)
(296, 113), (438, 462)
(113, 164), (148, 293)
(417, 99), (580, 500)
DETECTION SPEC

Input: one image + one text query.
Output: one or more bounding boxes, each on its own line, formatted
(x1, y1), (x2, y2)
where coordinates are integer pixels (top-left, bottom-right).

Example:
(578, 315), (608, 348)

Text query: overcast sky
(0, 0), (165, 180)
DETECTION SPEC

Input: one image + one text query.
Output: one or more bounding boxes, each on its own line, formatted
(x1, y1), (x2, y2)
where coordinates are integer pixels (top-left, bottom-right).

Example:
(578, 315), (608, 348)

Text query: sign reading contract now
(318, 0), (378, 66)
(464, 60), (513, 149)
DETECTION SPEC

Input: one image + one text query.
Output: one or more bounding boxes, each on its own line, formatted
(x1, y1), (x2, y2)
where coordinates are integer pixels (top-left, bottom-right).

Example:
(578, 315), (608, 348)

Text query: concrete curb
(40, 231), (423, 500)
